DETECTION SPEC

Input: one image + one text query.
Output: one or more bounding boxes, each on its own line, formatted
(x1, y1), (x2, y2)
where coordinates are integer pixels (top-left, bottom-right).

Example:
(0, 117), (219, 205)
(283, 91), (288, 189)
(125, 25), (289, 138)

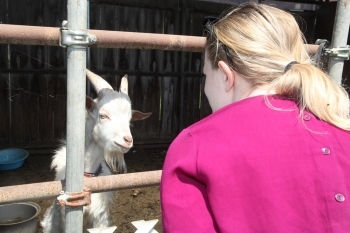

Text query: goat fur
(41, 70), (151, 232)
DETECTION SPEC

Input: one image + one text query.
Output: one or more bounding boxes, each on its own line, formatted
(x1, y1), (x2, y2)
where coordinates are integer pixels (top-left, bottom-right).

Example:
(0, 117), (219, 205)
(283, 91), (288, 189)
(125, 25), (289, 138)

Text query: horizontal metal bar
(0, 25), (60, 46)
(0, 24), (205, 52)
(0, 24), (318, 55)
(0, 170), (162, 204)
(89, 30), (205, 52)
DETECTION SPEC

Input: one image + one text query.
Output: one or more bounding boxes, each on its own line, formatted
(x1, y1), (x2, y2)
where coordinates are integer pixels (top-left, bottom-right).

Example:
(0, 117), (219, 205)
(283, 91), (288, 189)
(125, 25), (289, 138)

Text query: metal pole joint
(316, 39), (350, 61)
(57, 186), (92, 208)
(59, 20), (96, 48)
(324, 45), (350, 60)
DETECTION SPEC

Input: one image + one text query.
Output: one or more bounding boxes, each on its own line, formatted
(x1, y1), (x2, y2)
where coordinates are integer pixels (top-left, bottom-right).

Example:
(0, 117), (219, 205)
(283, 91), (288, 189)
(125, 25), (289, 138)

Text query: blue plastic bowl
(0, 148), (29, 171)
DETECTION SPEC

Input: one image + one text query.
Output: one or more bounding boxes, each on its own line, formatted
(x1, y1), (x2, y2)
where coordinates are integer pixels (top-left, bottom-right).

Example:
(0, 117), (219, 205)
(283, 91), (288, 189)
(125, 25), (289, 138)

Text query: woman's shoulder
(189, 95), (286, 130)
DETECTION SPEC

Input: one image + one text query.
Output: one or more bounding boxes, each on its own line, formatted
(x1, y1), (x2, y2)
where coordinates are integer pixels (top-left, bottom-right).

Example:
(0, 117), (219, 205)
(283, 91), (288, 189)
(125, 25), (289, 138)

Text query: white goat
(41, 70), (151, 233)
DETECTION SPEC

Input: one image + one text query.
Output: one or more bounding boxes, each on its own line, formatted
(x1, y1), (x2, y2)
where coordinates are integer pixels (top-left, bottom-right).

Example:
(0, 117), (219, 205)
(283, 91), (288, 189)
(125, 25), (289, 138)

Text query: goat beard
(104, 150), (127, 174)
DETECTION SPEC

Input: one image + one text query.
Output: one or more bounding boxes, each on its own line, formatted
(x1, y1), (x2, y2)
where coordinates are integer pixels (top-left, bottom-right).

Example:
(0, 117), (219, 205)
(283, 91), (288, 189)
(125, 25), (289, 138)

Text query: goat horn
(86, 69), (113, 93)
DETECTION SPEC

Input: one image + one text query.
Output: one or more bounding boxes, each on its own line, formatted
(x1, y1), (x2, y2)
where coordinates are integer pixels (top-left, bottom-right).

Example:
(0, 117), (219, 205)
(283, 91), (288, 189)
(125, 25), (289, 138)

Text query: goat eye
(100, 114), (108, 120)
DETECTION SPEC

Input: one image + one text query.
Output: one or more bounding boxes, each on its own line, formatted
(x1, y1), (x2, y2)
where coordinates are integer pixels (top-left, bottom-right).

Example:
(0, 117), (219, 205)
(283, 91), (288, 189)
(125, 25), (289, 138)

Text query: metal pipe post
(86, 0), (91, 97)
(0, 24), (206, 52)
(327, 0), (350, 85)
(65, 0), (87, 232)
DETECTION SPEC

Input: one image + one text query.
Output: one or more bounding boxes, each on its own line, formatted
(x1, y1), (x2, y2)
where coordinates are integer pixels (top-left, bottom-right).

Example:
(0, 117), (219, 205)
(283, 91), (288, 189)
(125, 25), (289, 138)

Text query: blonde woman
(161, 3), (350, 233)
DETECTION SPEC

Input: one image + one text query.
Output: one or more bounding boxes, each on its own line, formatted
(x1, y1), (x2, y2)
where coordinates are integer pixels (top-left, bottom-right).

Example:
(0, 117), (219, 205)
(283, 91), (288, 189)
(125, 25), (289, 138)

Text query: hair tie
(284, 61), (299, 73)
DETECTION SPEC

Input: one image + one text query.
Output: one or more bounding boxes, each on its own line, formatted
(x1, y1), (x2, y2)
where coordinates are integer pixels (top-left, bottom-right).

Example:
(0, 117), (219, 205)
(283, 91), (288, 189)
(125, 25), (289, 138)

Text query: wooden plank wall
(0, 0), (68, 149)
(0, 0), (8, 146)
(87, 3), (211, 145)
(0, 0), (213, 151)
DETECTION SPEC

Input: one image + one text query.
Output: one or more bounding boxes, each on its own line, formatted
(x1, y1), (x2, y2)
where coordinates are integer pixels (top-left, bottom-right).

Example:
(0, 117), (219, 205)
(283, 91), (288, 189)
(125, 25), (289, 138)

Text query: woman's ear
(218, 61), (235, 92)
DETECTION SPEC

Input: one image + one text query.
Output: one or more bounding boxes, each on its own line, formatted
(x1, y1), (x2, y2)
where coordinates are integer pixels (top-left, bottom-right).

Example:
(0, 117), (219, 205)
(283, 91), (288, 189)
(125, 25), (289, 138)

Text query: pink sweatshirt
(161, 95), (350, 233)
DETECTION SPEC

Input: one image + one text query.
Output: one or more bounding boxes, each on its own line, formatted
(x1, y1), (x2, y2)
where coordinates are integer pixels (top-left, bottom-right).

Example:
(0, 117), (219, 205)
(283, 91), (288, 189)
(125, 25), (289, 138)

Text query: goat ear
(131, 110), (152, 121)
(120, 74), (128, 95)
(86, 96), (96, 113)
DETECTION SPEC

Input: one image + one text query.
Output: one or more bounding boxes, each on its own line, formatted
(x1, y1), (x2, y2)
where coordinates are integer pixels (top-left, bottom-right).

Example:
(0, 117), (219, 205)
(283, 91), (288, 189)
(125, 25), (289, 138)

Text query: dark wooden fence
(0, 0), (345, 154)
(0, 0), (214, 153)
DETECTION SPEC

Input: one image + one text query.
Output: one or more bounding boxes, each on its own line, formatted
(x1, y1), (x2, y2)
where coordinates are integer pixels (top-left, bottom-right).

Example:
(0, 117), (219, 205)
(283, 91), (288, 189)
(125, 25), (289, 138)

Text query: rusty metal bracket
(59, 20), (96, 48)
(57, 187), (92, 208)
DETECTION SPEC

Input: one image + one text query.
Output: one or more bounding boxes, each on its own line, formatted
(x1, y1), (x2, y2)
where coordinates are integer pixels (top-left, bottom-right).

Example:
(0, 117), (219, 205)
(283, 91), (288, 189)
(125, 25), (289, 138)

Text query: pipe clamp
(59, 20), (96, 48)
(324, 46), (350, 60)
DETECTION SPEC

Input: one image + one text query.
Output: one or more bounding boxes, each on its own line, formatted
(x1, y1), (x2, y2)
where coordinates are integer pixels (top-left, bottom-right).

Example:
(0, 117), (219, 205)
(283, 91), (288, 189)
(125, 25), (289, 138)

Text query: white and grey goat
(41, 70), (151, 232)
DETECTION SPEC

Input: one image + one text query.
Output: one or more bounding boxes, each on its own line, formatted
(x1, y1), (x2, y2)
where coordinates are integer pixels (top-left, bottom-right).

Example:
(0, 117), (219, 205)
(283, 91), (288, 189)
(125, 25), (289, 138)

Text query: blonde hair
(205, 3), (350, 131)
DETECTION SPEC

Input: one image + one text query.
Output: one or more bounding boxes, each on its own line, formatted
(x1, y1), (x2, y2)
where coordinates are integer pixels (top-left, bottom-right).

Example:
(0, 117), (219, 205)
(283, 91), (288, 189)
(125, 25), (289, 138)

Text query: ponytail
(205, 3), (350, 131)
(272, 63), (350, 130)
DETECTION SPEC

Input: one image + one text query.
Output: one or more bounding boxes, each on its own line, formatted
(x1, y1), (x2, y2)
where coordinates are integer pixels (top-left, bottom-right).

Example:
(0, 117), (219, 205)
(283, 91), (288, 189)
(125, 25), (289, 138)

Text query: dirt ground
(0, 148), (167, 233)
